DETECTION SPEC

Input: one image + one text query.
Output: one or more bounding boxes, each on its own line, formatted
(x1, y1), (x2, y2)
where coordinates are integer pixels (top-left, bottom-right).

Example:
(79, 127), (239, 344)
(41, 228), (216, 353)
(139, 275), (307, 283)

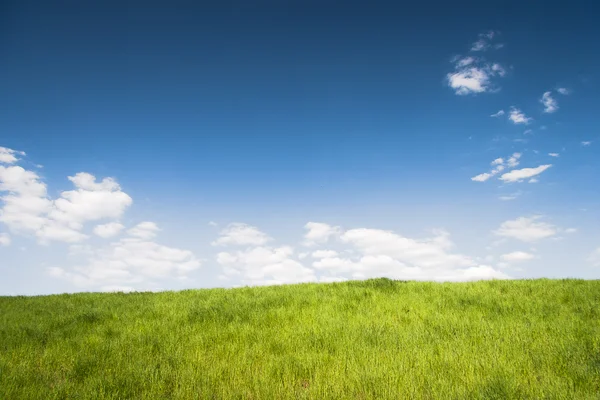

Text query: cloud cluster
(471, 152), (550, 185)
(0, 153), (133, 244)
(50, 222), (201, 290)
(217, 246), (317, 286)
(216, 222), (508, 285)
(471, 153), (520, 182)
(1, 146), (202, 292)
(446, 32), (506, 95)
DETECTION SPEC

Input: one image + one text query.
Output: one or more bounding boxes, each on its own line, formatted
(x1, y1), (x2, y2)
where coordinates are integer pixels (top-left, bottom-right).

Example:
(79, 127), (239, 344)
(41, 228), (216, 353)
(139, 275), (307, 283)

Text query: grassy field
(1, 278), (599, 399)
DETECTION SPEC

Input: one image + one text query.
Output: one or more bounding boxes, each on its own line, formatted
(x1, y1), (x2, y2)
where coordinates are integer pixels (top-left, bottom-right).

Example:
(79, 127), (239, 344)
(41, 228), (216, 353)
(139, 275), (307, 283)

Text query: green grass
(1, 279), (599, 399)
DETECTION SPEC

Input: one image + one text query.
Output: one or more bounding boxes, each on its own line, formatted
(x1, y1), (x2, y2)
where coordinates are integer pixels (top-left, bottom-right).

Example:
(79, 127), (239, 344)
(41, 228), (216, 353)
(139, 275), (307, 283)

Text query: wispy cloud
(557, 87), (570, 95)
(499, 192), (522, 201)
(456, 56), (476, 67)
(541, 91), (559, 113)
(494, 216), (558, 242)
(499, 165), (552, 183)
(581, 141), (592, 146)
(470, 30), (502, 52)
(508, 108), (532, 125)
(501, 251), (535, 262)
(471, 172), (493, 182)
(548, 153), (560, 157)
(490, 110), (505, 117)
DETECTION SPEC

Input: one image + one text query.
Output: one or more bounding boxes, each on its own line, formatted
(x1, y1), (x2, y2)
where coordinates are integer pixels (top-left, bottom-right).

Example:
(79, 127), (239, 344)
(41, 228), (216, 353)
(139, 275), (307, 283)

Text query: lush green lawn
(1, 278), (599, 399)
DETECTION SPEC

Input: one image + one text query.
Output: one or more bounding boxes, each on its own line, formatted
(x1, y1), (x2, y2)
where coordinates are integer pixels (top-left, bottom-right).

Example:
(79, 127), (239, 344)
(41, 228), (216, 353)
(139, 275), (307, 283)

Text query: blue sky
(1, 1), (599, 295)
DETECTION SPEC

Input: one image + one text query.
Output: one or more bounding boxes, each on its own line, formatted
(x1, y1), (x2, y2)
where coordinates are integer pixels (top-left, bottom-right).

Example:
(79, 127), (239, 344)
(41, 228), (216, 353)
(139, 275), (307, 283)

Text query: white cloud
(216, 222), (508, 285)
(508, 108), (532, 124)
(472, 153), (519, 182)
(471, 172), (492, 182)
(0, 232), (10, 246)
(0, 147), (24, 164)
(541, 91), (559, 113)
(49, 223), (201, 289)
(499, 165), (551, 183)
(523, 129), (533, 135)
(565, 228), (577, 234)
(501, 251), (535, 262)
(446, 33), (506, 95)
(528, 178), (539, 184)
(312, 249), (339, 259)
(212, 223), (272, 246)
(0, 165), (51, 232)
(490, 110), (505, 118)
(217, 246), (316, 286)
(0, 164), (132, 244)
(48, 173), (132, 230)
(447, 67), (492, 95)
(507, 153), (521, 167)
(303, 222), (341, 246)
(127, 221), (160, 240)
(548, 153), (560, 157)
(494, 216), (558, 242)
(208, 221), (218, 227)
(499, 192), (521, 201)
(1, 146), (201, 291)
(557, 88), (570, 95)
(581, 141), (592, 147)
(93, 222), (125, 238)
(325, 228), (508, 281)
